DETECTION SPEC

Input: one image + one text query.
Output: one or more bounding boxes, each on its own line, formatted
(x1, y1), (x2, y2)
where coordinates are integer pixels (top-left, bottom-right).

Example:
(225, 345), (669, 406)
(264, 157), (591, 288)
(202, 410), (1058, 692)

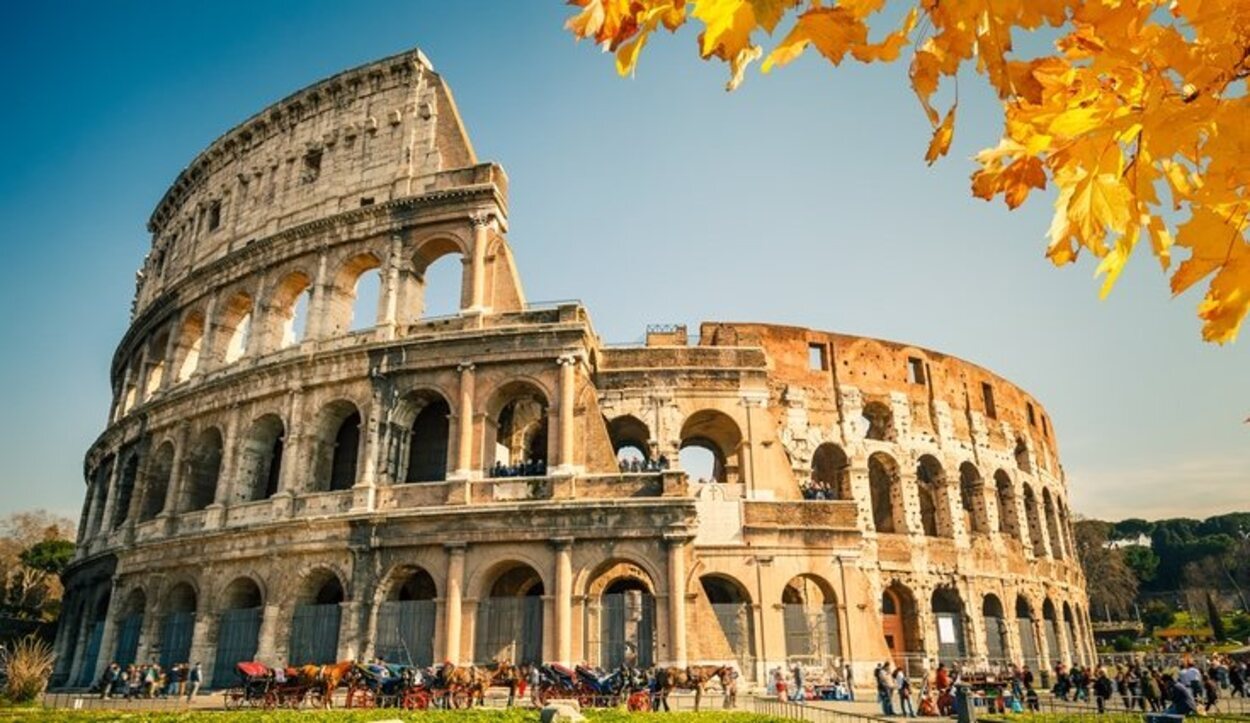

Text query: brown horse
(438, 662), (493, 708)
(655, 664), (732, 711)
(287, 661), (355, 709)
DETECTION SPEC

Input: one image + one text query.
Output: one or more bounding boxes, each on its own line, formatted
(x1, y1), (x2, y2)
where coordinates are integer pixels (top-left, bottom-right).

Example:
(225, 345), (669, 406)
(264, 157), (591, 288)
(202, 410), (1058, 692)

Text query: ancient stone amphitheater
(55, 48), (1092, 690)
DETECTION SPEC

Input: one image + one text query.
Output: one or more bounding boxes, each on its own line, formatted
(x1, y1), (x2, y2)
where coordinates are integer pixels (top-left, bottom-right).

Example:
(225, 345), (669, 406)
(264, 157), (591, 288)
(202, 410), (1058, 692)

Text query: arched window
(140, 442), (174, 522)
(325, 253), (383, 336)
(1043, 488), (1064, 559)
(182, 428), (223, 512)
(144, 332), (169, 399)
(862, 401), (894, 442)
(174, 312), (205, 383)
(994, 470), (1021, 540)
(959, 462), (990, 535)
(915, 455), (948, 537)
(810, 443), (850, 499)
(217, 293), (254, 364)
(350, 270), (381, 332)
(1014, 436), (1032, 473)
(608, 415), (652, 468)
(236, 414), (285, 502)
(1024, 484), (1046, 556)
(679, 410), (743, 484)
(411, 238), (465, 318)
(404, 397), (450, 482)
(111, 453), (140, 530)
(486, 382), (550, 476)
(869, 452), (901, 533)
(269, 271), (312, 349)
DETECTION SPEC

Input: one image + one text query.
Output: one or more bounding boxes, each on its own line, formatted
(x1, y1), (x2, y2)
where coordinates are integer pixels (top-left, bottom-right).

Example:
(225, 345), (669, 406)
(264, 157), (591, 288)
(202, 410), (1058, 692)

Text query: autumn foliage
(564, 0), (1250, 343)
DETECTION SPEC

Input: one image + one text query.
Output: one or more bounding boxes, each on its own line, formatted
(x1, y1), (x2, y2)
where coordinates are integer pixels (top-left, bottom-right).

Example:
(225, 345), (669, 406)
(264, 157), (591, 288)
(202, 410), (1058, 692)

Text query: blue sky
(1, 1), (1246, 523)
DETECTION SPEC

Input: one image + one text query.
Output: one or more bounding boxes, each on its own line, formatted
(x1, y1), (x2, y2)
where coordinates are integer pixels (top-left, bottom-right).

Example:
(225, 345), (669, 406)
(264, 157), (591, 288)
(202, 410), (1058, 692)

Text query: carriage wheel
(261, 690), (278, 710)
(451, 688), (470, 709)
(628, 690), (650, 712)
(408, 690), (431, 710)
(222, 689), (240, 710)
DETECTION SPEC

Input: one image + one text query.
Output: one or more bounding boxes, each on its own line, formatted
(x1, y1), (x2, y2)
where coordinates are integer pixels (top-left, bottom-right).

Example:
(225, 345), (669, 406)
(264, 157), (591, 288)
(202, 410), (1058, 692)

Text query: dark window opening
(302, 149), (323, 183)
(981, 382), (997, 419)
(1041, 415), (1050, 438)
(808, 343), (827, 371)
(360, 197), (374, 207)
(907, 357), (926, 385)
(207, 201), (222, 231)
(1027, 402), (1036, 426)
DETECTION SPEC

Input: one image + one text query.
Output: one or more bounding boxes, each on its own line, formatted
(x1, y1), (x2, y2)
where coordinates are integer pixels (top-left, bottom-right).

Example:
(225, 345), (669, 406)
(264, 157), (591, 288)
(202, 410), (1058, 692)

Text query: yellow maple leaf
(925, 105), (957, 166)
(762, 6), (867, 72)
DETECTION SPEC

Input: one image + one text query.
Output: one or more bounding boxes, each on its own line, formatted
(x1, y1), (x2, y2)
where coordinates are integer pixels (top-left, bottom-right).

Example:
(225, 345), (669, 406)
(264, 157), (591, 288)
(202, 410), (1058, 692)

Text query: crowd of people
(1052, 655), (1248, 715)
(97, 661), (203, 700)
(488, 459), (547, 478)
(616, 456), (670, 474)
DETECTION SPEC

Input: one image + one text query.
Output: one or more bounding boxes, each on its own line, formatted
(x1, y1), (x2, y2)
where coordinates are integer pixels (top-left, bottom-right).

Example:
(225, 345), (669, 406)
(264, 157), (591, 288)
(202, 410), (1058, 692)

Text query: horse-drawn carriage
(221, 662), (315, 710)
(344, 663), (433, 709)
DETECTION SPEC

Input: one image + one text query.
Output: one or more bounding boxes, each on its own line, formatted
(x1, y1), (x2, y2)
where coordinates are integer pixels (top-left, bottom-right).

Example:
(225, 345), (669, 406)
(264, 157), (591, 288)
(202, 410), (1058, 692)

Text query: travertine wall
(57, 47), (1092, 693)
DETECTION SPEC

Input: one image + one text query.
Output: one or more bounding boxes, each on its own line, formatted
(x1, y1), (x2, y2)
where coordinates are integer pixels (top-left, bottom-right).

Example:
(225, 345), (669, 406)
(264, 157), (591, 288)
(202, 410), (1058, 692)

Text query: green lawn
(0, 710), (798, 723)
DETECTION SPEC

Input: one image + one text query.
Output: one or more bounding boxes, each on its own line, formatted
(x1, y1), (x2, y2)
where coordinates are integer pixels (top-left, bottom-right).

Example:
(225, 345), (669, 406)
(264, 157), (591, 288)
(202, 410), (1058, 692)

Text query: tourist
(100, 663), (119, 699)
(186, 662), (202, 700)
(844, 662), (855, 701)
(125, 665), (142, 699)
(1203, 673), (1220, 713)
(273, 664), (287, 684)
(1230, 660), (1246, 698)
(1024, 682), (1040, 712)
(1143, 667), (1163, 712)
(775, 667), (788, 702)
(894, 666), (915, 717)
(1163, 674), (1199, 717)
(144, 662), (159, 698)
(1093, 667), (1112, 714)
(723, 666), (739, 709)
(528, 664), (542, 708)
(792, 662), (805, 703)
(1179, 658), (1203, 699)
(876, 662), (896, 716)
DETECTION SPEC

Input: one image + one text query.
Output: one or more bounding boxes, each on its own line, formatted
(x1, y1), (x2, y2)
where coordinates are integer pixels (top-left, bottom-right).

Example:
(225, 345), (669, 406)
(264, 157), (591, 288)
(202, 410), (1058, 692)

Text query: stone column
(158, 422), (191, 531)
(92, 584), (120, 684)
(898, 470), (923, 537)
(305, 251), (329, 340)
(95, 454), (124, 545)
(466, 214), (491, 314)
(443, 543), (467, 663)
(379, 233), (403, 339)
(664, 533), (689, 667)
(453, 363), (475, 478)
(739, 392), (766, 495)
(205, 406), (240, 529)
(255, 603), (282, 664)
(196, 293), (219, 375)
(554, 354), (578, 474)
(552, 537), (573, 665)
(352, 386), (383, 512)
(160, 316), (181, 392)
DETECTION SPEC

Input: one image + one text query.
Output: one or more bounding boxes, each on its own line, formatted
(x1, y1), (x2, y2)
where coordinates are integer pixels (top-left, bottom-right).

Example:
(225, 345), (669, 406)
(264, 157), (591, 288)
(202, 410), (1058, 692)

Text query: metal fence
(475, 596), (543, 664)
(113, 614), (142, 668)
(288, 603), (340, 666)
(752, 696), (891, 722)
(158, 611), (194, 670)
(75, 622), (104, 688)
(783, 604), (841, 665)
(211, 607), (261, 687)
(600, 592), (656, 669)
(1036, 696), (1250, 722)
(712, 601), (757, 674)
(42, 692), (194, 712)
(374, 599), (436, 667)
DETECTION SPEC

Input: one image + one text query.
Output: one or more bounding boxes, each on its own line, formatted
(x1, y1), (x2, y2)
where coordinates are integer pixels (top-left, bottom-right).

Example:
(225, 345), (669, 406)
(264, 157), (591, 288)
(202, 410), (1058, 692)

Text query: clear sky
(1, 1), (1246, 524)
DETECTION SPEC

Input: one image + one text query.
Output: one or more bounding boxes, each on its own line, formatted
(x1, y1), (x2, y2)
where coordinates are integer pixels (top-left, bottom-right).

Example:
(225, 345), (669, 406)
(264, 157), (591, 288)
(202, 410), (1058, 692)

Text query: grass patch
(0, 710), (798, 723)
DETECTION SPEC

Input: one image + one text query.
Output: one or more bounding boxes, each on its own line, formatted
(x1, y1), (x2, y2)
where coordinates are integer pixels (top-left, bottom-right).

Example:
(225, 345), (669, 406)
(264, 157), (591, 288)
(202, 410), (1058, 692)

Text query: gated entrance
(76, 621), (104, 688)
(159, 612), (195, 669)
(375, 600), (436, 666)
(1016, 597), (1040, 670)
(701, 575), (756, 677)
(290, 604), (341, 665)
(212, 608), (261, 687)
(780, 574), (841, 666)
(983, 596), (1007, 662)
(599, 590), (655, 669)
(932, 587), (967, 663)
(1043, 600), (1060, 666)
(475, 564), (545, 665)
(114, 614), (142, 668)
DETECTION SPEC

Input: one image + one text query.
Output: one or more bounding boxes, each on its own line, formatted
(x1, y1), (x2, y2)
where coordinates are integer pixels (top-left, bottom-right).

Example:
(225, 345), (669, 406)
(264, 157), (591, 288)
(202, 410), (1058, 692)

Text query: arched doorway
(869, 453), (901, 533)
(679, 410), (743, 484)
(403, 398), (451, 483)
(1016, 596), (1040, 670)
(289, 571), (344, 665)
(113, 589), (145, 668)
(983, 595), (1007, 663)
(475, 564), (544, 664)
(486, 383), (549, 476)
(313, 401), (361, 492)
(159, 583), (197, 670)
(781, 575), (841, 665)
(881, 582), (919, 673)
(236, 415), (284, 502)
(183, 429), (222, 511)
(607, 415), (652, 467)
(213, 578), (263, 688)
(1042, 598), (1061, 666)
(810, 444), (850, 499)
(76, 591), (112, 688)
(932, 587), (967, 663)
(598, 577), (656, 669)
(375, 566), (437, 666)
(701, 575), (756, 675)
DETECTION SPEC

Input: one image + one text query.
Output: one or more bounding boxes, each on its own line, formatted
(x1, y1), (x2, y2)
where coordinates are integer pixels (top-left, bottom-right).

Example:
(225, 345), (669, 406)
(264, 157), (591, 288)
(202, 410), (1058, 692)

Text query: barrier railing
(1038, 695), (1250, 721)
(752, 696), (891, 722)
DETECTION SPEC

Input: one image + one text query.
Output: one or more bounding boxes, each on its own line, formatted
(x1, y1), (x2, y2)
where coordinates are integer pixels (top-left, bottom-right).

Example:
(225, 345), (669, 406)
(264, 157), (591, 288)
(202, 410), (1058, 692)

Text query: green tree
(1141, 601), (1175, 633)
(1122, 545), (1159, 584)
(19, 539), (73, 575)
(1075, 519), (1139, 619)
(1207, 592), (1227, 640)
(1113, 518), (1155, 541)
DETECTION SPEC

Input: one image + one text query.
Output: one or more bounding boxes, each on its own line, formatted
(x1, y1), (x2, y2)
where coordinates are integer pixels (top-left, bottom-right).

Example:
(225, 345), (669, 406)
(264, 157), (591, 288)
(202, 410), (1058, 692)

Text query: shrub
(1112, 635), (1134, 652)
(2, 635), (55, 703)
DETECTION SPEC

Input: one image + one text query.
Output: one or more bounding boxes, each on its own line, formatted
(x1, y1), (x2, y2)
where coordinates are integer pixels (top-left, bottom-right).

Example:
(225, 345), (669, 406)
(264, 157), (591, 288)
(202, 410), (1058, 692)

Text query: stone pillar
(95, 454), (124, 545)
(158, 422), (191, 532)
(554, 354), (578, 474)
(187, 613), (212, 676)
(552, 537), (573, 665)
(205, 406), (240, 529)
(160, 319), (181, 392)
(196, 293), (219, 375)
(664, 533), (689, 667)
(338, 601), (363, 661)
(305, 251), (329, 340)
(899, 470), (923, 537)
(466, 214), (491, 314)
(739, 392), (766, 495)
(255, 604), (282, 665)
(92, 585), (120, 684)
(453, 363), (475, 478)
(379, 233), (403, 339)
(353, 386), (383, 512)
(443, 543), (467, 663)
(134, 346), (152, 404)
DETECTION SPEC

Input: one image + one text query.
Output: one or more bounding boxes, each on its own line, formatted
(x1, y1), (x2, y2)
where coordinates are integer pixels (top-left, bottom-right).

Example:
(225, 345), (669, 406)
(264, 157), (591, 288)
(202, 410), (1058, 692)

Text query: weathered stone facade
(56, 48), (1092, 690)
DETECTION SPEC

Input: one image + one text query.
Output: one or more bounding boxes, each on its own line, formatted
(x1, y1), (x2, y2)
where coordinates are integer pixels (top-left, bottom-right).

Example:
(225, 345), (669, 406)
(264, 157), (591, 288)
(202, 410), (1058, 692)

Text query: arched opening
(412, 240), (465, 318)
(1043, 489), (1064, 559)
(182, 428), (223, 512)
(87, 459), (113, 537)
(290, 570), (344, 666)
(174, 311), (205, 383)
(869, 452), (902, 533)
(1042, 598), (1060, 666)
(932, 587), (967, 663)
(1014, 437), (1032, 473)
(1072, 604), (1088, 666)
(401, 396), (450, 483)
(862, 401), (894, 442)
(159, 583), (197, 670)
(144, 332), (169, 399)
(915, 455), (948, 537)
(218, 292), (254, 364)
(700, 574), (756, 674)
(113, 589), (145, 668)
(350, 270), (381, 332)
(235, 414), (285, 502)
(959, 463), (990, 535)
(589, 562), (657, 669)
(213, 578), (263, 688)
(140, 442), (174, 521)
(679, 410), (743, 484)
(1062, 602), (1078, 667)
(983, 595), (1007, 663)
(75, 591), (111, 687)
(1023, 485), (1046, 556)
(781, 575), (840, 665)
(312, 401), (361, 492)
(270, 271), (312, 349)
(809, 443), (850, 500)
(994, 470), (1021, 540)
(376, 566), (437, 666)
(486, 383), (549, 477)
(881, 582), (919, 673)
(475, 563), (544, 664)
(608, 415), (652, 471)
(325, 253), (383, 336)
(1015, 596), (1040, 670)
(111, 453), (140, 530)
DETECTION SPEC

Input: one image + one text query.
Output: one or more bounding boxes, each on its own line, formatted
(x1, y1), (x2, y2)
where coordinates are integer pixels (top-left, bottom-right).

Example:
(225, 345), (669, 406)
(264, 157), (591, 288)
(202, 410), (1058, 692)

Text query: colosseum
(55, 47), (1093, 692)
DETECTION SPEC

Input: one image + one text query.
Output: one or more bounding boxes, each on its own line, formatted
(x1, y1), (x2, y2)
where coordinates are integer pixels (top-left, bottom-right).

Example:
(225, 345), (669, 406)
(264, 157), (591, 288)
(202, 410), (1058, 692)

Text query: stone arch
(267, 270), (313, 349)
(374, 564), (438, 667)
(410, 235), (468, 318)
(1061, 601), (1078, 665)
(1014, 436), (1032, 473)
(781, 573), (841, 663)
(181, 427), (223, 512)
(158, 580), (197, 669)
(869, 452), (904, 533)
(699, 573), (756, 672)
(143, 330), (170, 399)
(1042, 597), (1061, 665)
(931, 585), (968, 662)
(881, 580), (920, 671)
(111, 450), (141, 530)
(236, 413), (285, 502)
(583, 558), (659, 598)
(87, 457), (113, 537)
(289, 567), (346, 666)
(915, 454), (950, 537)
(983, 594), (1008, 662)
(173, 310), (205, 383)
(679, 409), (743, 484)
(810, 443), (850, 499)
(1015, 595), (1041, 669)
(326, 251), (383, 336)
(1023, 484), (1046, 556)
(585, 559), (658, 669)
(380, 565), (438, 602)
(959, 462), (990, 536)
(296, 567), (348, 606)
(484, 380), (550, 474)
(994, 470), (1022, 540)
(113, 587), (147, 667)
(220, 576), (265, 610)
(140, 441), (174, 521)
(212, 576), (265, 686)
(312, 400), (362, 492)
(216, 291), (254, 364)
(862, 401), (894, 442)
(607, 415), (652, 465)
(394, 389), (451, 483)
(475, 561), (546, 664)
